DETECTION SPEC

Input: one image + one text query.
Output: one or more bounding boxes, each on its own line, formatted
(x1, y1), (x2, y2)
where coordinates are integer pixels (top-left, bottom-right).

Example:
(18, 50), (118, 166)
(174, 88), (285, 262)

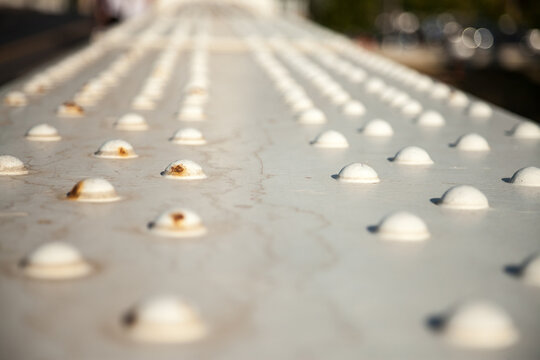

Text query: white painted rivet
(310, 130), (349, 148)
(468, 101), (492, 119)
(148, 208), (206, 238)
(520, 255), (540, 286)
(94, 139), (137, 159)
(132, 96), (155, 110)
(453, 133), (490, 151)
(20, 241), (93, 280)
(361, 119), (393, 137)
(448, 91), (469, 108)
(365, 77), (385, 94)
(161, 160), (207, 179)
(401, 100), (423, 116)
(297, 108), (326, 124)
(438, 185), (489, 210)
(66, 178), (120, 202)
(430, 83), (451, 100)
(124, 295), (208, 344)
(25, 124), (61, 141)
(57, 101), (84, 117)
(343, 100), (366, 117)
(336, 163), (380, 183)
(509, 121), (540, 139)
(391, 146), (433, 165)
(4, 91), (28, 107)
(375, 211), (429, 241)
(509, 167), (540, 186)
(416, 110), (445, 127)
(291, 97), (313, 113)
(0, 155), (28, 175)
(436, 301), (518, 349)
(179, 105), (205, 121)
(170, 128), (206, 145)
(114, 113), (148, 131)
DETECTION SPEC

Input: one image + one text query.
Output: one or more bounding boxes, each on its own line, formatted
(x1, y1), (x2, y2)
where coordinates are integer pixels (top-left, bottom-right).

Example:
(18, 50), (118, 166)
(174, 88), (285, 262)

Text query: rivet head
(4, 91), (28, 107)
(291, 97), (313, 113)
(297, 108), (327, 124)
(520, 255), (540, 286)
(57, 101), (84, 117)
(468, 101), (492, 119)
(438, 185), (489, 210)
(436, 301), (519, 349)
(509, 167), (540, 186)
(123, 295), (208, 344)
(447, 91), (469, 108)
(114, 113), (149, 131)
(337, 163), (380, 183)
(391, 146), (433, 165)
(453, 133), (490, 151)
(20, 241), (93, 280)
(132, 96), (155, 110)
(170, 128), (206, 145)
(184, 93), (208, 106)
(161, 160), (207, 179)
(311, 130), (349, 148)
(416, 110), (445, 127)
(365, 77), (385, 94)
(343, 100), (366, 117)
(375, 211), (429, 241)
(361, 119), (394, 137)
(148, 208), (206, 238)
(401, 100), (423, 116)
(25, 124), (61, 141)
(0, 155), (28, 175)
(430, 83), (450, 99)
(94, 139), (137, 159)
(66, 178), (120, 202)
(509, 121), (540, 139)
(179, 105), (205, 121)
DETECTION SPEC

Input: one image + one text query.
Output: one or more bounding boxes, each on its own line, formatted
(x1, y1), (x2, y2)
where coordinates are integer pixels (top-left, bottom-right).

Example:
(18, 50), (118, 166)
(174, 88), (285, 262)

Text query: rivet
(148, 208), (207, 237)
(329, 90), (350, 105)
(297, 108), (326, 124)
(508, 167), (540, 187)
(170, 128), (206, 145)
(401, 100), (423, 116)
(57, 101), (84, 117)
(365, 77), (385, 94)
(310, 130), (349, 148)
(415, 110), (445, 127)
(437, 185), (489, 210)
(161, 160), (207, 179)
(291, 97), (313, 113)
(360, 119), (393, 137)
(374, 211), (429, 241)
(94, 139), (137, 159)
(391, 146), (433, 165)
(123, 295), (208, 343)
(519, 254), (540, 286)
(66, 178), (120, 202)
(453, 133), (490, 151)
(114, 113), (149, 131)
(430, 83), (450, 99)
(25, 124), (61, 142)
(20, 241), (93, 280)
(4, 91), (28, 107)
(433, 300), (518, 349)
(336, 163), (380, 183)
(509, 121), (540, 139)
(131, 96), (155, 110)
(179, 105), (205, 121)
(447, 91), (469, 108)
(342, 100), (366, 117)
(468, 101), (492, 119)
(184, 93), (208, 106)
(0, 155), (28, 175)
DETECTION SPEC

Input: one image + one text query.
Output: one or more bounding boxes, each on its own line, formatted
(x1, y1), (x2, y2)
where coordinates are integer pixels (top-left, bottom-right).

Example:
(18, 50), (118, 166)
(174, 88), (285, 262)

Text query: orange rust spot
(171, 213), (185, 226)
(67, 182), (83, 199)
(118, 147), (128, 156)
(64, 101), (84, 114)
(190, 87), (206, 95)
(170, 164), (185, 175)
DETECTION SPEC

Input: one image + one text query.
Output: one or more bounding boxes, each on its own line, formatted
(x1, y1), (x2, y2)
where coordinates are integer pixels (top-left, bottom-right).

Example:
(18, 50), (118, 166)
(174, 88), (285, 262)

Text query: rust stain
(170, 164), (185, 175)
(66, 182), (83, 199)
(171, 213), (185, 226)
(118, 147), (128, 156)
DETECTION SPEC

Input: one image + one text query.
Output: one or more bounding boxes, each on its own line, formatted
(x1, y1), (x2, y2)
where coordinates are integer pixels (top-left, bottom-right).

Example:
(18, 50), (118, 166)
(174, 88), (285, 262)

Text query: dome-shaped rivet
(437, 185), (489, 210)
(432, 300), (518, 349)
(132, 96), (155, 110)
(401, 100), (423, 116)
(4, 91), (28, 107)
(148, 208), (206, 238)
(161, 160), (207, 179)
(20, 241), (93, 280)
(447, 91), (469, 108)
(365, 77), (385, 94)
(336, 163), (380, 183)
(360, 119), (393, 137)
(66, 178), (120, 202)
(310, 130), (349, 148)
(291, 97), (313, 113)
(374, 211), (429, 241)
(0, 155), (28, 175)
(297, 108), (326, 124)
(57, 101), (84, 117)
(94, 139), (137, 159)
(25, 123), (61, 141)
(508, 166), (540, 187)
(415, 110), (445, 127)
(453, 133), (490, 151)
(468, 101), (492, 118)
(391, 146), (433, 165)
(114, 113), (148, 131)
(509, 121), (540, 139)
(179, 105), (205, 121)
(430, 83), (450, 99)
(123, 295), (208, 343)
(342, 100), (366, 117)
(170, 128), (206, 145)
(520, 254), (540, 286)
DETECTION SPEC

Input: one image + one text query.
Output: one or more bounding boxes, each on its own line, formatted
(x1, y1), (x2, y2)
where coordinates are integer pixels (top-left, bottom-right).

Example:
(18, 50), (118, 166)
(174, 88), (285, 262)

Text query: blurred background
(0, 0), (539, 121)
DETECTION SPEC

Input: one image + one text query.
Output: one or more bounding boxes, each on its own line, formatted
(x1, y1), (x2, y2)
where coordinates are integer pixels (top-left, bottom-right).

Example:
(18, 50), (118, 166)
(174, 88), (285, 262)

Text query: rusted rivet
(336, 163), (380, 183)
(438, 185), (489, 210)
(170, 128), (206, 145)
(391, 146), (433, 165)
(509, 121), (540, 139)
(161, 160), (207, 179)
(297, 108), (326, 124)
(311, 130), (349, 148)
(123, 295), (208, 343)
(25, 124), (61, 142)
(416, 110), (445, 127)
(508, 167), (540, 187)
(148, 208), (207, 238)
(4, 91), (28, 107)
(20, 241), (93, 280)
(343, 100), (366, 117)
(374, 211), (429, 241)
(94, 139), (137, 159)
(114, 113), (149, 131)
(0, 155), (28, 175)
(468, 101), (492, 119)
(66, 178), (120, 202)
(57, 101), (84, 117)
(361, 119), (393, 137)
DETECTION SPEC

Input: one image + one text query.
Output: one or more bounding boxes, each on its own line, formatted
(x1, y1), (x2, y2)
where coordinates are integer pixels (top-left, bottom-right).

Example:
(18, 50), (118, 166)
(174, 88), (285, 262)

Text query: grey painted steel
(1, 3), (539, 360)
